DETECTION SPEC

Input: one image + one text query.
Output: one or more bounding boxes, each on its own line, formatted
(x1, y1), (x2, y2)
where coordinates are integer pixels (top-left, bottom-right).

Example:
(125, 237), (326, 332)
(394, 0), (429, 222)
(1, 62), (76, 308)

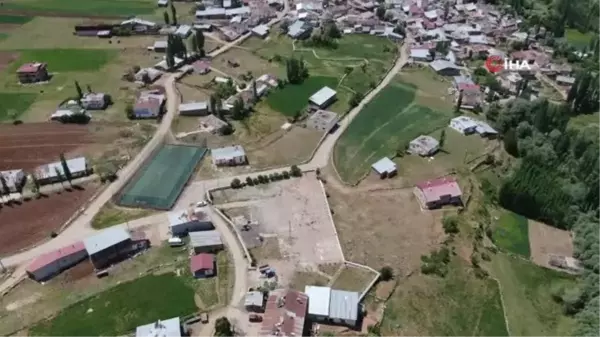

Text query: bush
(246, 176), (254, 186)
(380, 266), (393, 281)
(252, 177), (259, 185)
(421, 247), (451, 277)
(13, 120), (23, 125)
(480, 251), (491, 261)
(257, 175), (267, 184)
(282, 171), (290, 179)
(58, 113), (91, 124)
(290, 165), (302, 177)
(268, 173), (275, 181)
(442, 215), (460, 234)
(230, 178), (242, 189)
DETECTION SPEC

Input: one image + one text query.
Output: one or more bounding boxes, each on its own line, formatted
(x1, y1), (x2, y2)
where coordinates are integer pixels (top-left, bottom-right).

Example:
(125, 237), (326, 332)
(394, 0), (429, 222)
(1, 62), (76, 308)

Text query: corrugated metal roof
(83, 226), (131, 255)
(371, 157), (396, 174)
(329, 289), (359, 321)
(179, 101), (208, 112)
(0, 169), (24, 189)
(305, 286), (331, 316)
(35, 157), (87, 180)
(190, 253), (214, 271)
(27, 241), (86, 272)
(245, 291), (264, 307)
(136, 317), (181, 337)
(189, 230), (222, 248)
(309, 86), (337, 106)
(211, 145), (246, 161)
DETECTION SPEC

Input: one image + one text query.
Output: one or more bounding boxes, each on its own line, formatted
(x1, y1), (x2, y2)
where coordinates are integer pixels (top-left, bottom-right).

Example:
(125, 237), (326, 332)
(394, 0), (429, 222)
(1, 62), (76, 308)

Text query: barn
(190, 253), (215, 278)
(83, 226), (149, 270)
(189, 230), (223, 253)
(26, 241), (88, 281)
(168, 208), (215, 237)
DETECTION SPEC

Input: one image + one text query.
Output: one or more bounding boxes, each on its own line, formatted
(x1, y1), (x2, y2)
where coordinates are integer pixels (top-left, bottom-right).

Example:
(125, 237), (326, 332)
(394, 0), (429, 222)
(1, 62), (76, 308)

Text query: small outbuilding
(179, 101), (209, 116)
(190, 253), (215, 278)
(305, 286), (331, 321)
(168, 208), (214, 237)
(26, 241), (88, 281)
(189, 230), (224, 253)
(329, 289), (360, 326)
(309, 86), (337, 108)
(211, 145), (247, 166)
(371, 157), (397, 178)
(408, 135), (439, 156)
(449, 116), (478, 135)
(245, 291), (265, 312)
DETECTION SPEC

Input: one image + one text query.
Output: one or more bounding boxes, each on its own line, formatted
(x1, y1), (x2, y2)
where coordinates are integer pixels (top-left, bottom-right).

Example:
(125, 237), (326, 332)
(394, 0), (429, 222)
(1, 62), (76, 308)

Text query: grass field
(1, 0), (155, 17)
(0, 15), (33, 24)
(0, 92), (37, 120)
(289, 271), (329, 291)
(490, 253), (577, 335)
(381, 261), (508, 336)
(7, 49), (116, 73)
(565, 29), (593, 49)
(331, 264), (377, 293)
(266, 76), (339, 116)
(91, 202), (156, 229)
(492, 211), (530, 258)
(333, 82), (449, 184)
(118, 145), (207, 209)
(30, 274), (197, 336)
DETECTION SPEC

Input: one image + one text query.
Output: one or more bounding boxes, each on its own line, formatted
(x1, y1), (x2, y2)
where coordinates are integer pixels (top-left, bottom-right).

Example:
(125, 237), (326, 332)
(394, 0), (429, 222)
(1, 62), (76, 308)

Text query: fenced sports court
(117, 144), (207, 210)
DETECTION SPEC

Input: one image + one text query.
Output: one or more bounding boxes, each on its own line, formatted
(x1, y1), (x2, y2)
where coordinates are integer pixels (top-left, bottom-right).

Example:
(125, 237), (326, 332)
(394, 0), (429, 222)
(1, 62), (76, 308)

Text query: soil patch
(0, 51), (20, 72)
(0, 182), (100, 256)
(528, 221), (574, 269)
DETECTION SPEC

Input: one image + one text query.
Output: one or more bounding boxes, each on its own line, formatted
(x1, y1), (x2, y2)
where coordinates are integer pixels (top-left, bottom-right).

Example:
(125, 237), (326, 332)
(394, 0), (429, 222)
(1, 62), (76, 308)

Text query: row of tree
(165, 29), (205, 70)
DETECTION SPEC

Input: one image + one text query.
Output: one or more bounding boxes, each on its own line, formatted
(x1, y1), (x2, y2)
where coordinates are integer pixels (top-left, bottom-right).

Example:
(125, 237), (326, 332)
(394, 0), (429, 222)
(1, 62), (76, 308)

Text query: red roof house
(26, 241), (88, 282)
(260, 289), (308, 337)
(16, 62), (49, 84)
(190, 253), (215, 278)
(414, 176), (463, 209)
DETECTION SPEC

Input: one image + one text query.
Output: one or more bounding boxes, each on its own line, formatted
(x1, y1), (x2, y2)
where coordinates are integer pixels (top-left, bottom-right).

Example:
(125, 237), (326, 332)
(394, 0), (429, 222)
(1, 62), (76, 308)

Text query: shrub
(252, 177), (259, 185)
(13, 120), (23, 125)
(246, 176), (254, 186)
(290, 165), (302, 177)
(442, 215), (460, 234)
(269, 173), (276, 181)
(282, 171), (290, 179)
(480, 252), (491, 261)
(273, 172), (282, 180)
(379, 266), (393, 281)
(421, 247), (451, 277)
(230, 178), (242, 189)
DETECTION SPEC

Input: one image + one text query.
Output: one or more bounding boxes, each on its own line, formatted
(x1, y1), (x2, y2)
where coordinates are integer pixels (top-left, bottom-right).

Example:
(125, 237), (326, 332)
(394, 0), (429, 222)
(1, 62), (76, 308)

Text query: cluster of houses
(0, 156), (91, 195)
(26, 225), (150, 281)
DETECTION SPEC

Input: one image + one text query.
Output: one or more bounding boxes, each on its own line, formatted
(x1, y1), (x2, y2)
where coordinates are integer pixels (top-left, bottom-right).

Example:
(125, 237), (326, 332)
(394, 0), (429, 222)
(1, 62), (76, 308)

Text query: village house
(251, 24), (270, 38)
(189, 230), (224, 253)
(555, 75), (576, 87)
(136, 317), (182, 337)
(120, 18), (159, 34)
(371, 157), (397, 178)
(134, 67), (162, 84)
(288, 20), (312, 39)
(190, 253), (216, 278)
(198, 115), (229, 134)
(212, 145), (247, 166)
(414, 176), (463, 209)
(174, 24), (192, 38)
(245, 291), (265, 312)
(260, 289), (309, 337)
(179, 101), (209, 116)
(133, 92), (165, 118)
(26, 241), (88, 282)
(81, 92), (110, 110)
(450, 115), (478, 135)
(429, 59), (461, 76)
(410, 48), (432, 61)
(309, 86), (337, 108)
(457, 84), (482, 110)
(17, 62), (49, 84)
(168, 208), (214, 237)
(34, 156), (90, 185)
(498, 72), (522, 94)
(0, 169), (26, 193)
(151, 40), (167, 52)
(408, 135), (439, 156)
(305, 109), (338, 132)
(83, 226), (149, 270)
(474, 120), (498, 138)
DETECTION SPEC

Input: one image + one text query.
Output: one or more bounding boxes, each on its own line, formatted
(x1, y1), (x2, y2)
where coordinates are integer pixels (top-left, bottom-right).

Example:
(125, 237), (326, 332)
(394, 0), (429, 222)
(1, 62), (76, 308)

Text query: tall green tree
(170, 1), (178, 26)
(195, 30), (205, 54)
(455, 90), (463, 115)
(166, 36), (176, 70)
(59, 153), (73, 187)
(31, 174), (41, 196)
(439, 129), (446, 148)
(74, 81), (83, 99)
(214, 317), (233, 336)
(231, 97), (245, 120)
(252, 80), (258, 102)
(163, 11), (170, 25)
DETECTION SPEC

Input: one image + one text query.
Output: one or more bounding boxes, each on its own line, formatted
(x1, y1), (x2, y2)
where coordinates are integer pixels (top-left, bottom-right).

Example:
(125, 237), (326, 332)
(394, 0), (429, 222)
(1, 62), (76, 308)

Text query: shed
(34, 157), (89, 185)
(136, 317), (182, 337)
(153, 40), (168, 52)
(474, 120), (498, 138)
(245, 291), (265, 312)
(211, 145), (247, 166)
(410, 48), (431, 61)
(305, 286), (331, 320)
(288, 20), (312, 39)
(179, 101), (209, 116)
(26, 241), (88, 281)
(329, 289), (359, 326)
(556, 76), (575, 86)
(450, 116), (478, 135)
(309, 86), (337, 108)
(408, 135), (439, 156)
(168, 209), (214, 237)
(190, 253), (215, 278)
(252, 24), (270, 38)
(189, 230), (224, 253)
(0, 169), (26, 193)
(371, 157), (397, 177)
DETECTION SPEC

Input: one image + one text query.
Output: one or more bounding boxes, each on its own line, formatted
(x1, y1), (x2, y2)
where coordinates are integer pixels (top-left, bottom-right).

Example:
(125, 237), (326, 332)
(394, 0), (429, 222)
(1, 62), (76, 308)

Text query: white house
(371, 157), (397, 177)
(408, 135), (439, 156)
(0, 169), (26, 192)
(81, 92), (109, 110)
(305, 286), (331, 321)
(450, 116), (478, 135)
(309, 86), (337, 108)
(211, 145), (247, 166)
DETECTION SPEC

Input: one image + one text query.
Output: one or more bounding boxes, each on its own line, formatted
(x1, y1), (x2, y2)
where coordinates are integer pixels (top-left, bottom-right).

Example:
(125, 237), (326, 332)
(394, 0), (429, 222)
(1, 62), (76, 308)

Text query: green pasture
(0, 92), (37, 121)
(0, 15), (33, 24)
(492, 211), (531, 258)
(333, 82), (448, 184)
(30, 274), (197, 336)
(266, 76), (339, 116)
(1, 0), (155, 17)
(5, 49), (117, 73)
(565, 29), (593, 49)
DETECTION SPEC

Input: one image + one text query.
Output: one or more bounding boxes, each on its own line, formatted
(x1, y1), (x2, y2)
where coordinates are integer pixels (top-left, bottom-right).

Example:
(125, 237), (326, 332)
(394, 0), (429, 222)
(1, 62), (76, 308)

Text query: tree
(380, 266), (393, 281)
(252, 80), (258, 102)
(126, 103), (135, 119)
(86, 84), (92, 93)
(245, 176), (254, 186)
(503, 127), (519, 157)
(0, 174), (9, 201)
(74, 81), (83, 99)
(31, 174), (41, 197)
(375, 6), (385, 20)
(166, 38), (176, 70)
(443, 0), (450, 20)
(285, 56), (308, 84)
(230, 178), (242, 189)
(163, 11), (170, 25)
(455, 90), (463, 115)
(195, 30), (205, 54)
(290, 165), (302, 177)
(170, 1), (177, 26)
(59, 153), (73, 187)
(439, 129), (446, 148)
(231, 97), (246, 120)
(214, 317), (233, 336)
(54, 167), (64, 187)
(442, 215), (459, 234)
(349, 91), (363, 108)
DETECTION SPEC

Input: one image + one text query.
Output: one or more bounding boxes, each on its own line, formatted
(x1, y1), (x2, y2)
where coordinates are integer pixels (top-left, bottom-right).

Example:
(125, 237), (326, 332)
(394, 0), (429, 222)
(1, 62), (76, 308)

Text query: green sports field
(492, 211), (531, 258)
(30, 274), (197, 336)
(118, 144), (207, 210)
(333, 82), (449, 184)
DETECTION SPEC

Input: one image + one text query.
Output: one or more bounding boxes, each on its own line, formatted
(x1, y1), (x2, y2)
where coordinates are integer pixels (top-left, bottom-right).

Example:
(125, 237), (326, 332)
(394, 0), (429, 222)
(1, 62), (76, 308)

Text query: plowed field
(0, 183), (99, 256)
(0, 123), (95, 170)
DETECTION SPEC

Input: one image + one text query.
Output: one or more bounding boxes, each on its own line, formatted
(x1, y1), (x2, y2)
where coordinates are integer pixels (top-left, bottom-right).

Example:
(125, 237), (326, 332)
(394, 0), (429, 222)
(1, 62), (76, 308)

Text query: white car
(196, 200), (207, 207)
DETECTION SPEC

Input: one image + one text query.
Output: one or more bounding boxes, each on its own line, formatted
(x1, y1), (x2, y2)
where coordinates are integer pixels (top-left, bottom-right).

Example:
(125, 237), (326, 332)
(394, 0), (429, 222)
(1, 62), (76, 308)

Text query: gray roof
(175, 25), (192, 37)
(410, 135), (440, 150)
(556, 75), (575, 84)
(410, 48), (430, 59)
(179, 101), (208, 113)
(0, 169), (24, 189)
(225, 6), (251, 16)
(196, 8), (226, 17)
(430, 60), (460, 72)
(244, 291), (264, 307)
(475, 121), (497, 135)
(453, 75), (474, 87)
(136, 317), (181, 337)
(84, 226), (131, 255)
(211, 145), (246, 161)
(35, 157), (87, 180)
(288, 20), (307, 37)
(329, 289), (359, 321)
(189, 230), (223, 248)
(309, 86), (337, 106)
(371, 157), (396, 174)
(305, 286), (331, 316)
(153, 40), (168, 49)
(252, 24), (269, 36)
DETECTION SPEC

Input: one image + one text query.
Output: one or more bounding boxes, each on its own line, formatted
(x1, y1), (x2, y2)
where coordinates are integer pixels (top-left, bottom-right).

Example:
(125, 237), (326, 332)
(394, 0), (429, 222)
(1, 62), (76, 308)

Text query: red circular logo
(485, 55), (504, 73)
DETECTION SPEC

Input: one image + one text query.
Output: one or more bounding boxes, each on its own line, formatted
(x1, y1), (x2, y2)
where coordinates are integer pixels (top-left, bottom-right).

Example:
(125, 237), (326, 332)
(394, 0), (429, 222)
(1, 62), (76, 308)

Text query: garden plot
(528, 220), (574, 269)
(216, 173), (344, 269)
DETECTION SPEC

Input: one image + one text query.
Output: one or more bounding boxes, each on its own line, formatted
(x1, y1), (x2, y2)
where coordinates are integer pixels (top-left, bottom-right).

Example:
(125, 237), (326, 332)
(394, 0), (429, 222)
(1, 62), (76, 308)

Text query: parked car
(200, 312), (209, 324)
(249, 314), (263, 323)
